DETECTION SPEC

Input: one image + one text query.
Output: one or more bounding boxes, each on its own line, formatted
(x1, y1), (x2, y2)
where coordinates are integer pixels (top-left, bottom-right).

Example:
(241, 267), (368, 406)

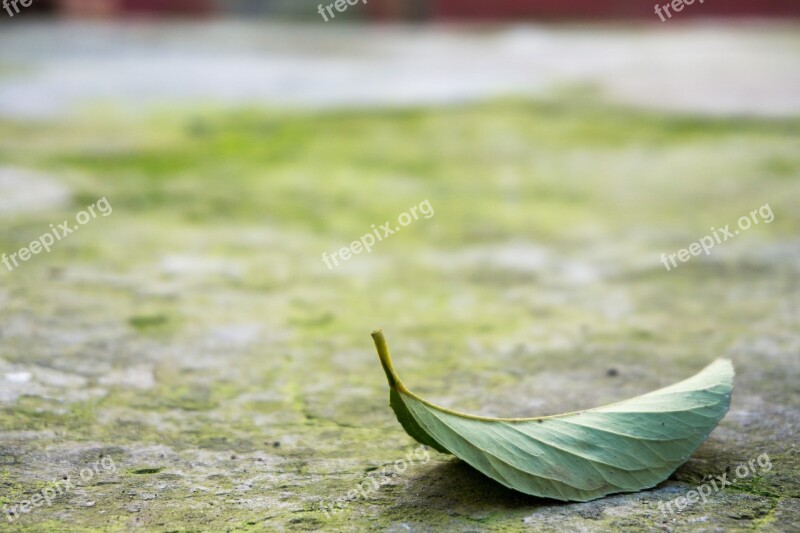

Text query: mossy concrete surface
(0, 93), (799, 530)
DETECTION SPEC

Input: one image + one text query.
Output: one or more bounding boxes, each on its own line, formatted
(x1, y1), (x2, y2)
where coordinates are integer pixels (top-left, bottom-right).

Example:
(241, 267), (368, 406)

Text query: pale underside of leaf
(372, 330), (734, 502)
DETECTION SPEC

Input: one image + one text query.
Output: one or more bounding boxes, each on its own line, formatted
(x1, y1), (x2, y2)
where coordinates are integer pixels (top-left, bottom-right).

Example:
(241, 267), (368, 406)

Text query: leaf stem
(371, 329), (398, 388)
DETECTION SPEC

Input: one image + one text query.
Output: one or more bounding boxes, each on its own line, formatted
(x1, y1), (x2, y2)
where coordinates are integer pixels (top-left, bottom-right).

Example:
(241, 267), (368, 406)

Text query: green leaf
(371, 330), (734, 502)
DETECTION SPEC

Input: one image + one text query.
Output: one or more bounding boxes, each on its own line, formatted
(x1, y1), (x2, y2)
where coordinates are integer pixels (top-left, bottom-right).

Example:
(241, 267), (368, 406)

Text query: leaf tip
(710, 358), (735, 381)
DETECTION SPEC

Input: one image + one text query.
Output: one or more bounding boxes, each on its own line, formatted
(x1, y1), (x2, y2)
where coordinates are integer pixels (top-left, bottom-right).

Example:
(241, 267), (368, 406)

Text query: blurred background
(1, 2), (799, 531)
(5, 0), (800, 19)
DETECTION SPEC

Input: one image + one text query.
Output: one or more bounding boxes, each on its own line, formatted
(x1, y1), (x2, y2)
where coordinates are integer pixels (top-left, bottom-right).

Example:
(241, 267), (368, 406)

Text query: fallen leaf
(371, 330), (734, 501)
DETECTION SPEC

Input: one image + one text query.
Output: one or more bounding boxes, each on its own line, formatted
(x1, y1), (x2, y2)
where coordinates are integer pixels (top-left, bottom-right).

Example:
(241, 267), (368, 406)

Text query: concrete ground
(0, 21), (799, 532)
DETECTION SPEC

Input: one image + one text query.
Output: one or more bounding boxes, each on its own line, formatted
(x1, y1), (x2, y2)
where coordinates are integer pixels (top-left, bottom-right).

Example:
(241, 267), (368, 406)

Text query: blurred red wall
(58, 0), (211, 17)
(367, 0), (800, 20)
(47, 0), (800, 19)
